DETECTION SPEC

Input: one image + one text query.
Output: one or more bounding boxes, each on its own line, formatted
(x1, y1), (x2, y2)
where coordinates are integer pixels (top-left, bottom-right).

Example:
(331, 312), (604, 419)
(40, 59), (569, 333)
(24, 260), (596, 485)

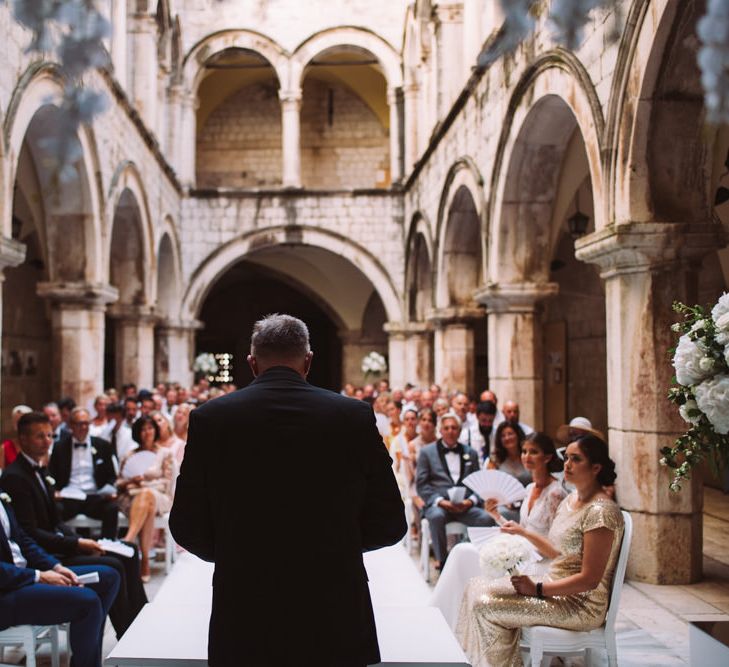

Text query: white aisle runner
(105, 545), (468, 666)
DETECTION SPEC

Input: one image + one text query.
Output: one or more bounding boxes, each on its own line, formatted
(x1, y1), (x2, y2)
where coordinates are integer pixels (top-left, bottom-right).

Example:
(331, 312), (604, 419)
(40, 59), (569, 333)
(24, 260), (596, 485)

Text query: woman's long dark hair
(525, 432), (563, 473)
(493, 421), (525, 464)
(131, 415), (160, 446)
(575, 435), (617, 486)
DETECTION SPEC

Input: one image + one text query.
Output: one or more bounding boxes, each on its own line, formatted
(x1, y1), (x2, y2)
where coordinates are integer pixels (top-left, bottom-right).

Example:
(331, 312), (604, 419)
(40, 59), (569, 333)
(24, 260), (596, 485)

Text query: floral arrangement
(193, 352), (218, 375)
(361, 351), (387, 378)
(478, 533), (539, 579)
(661, 294), (729, 491)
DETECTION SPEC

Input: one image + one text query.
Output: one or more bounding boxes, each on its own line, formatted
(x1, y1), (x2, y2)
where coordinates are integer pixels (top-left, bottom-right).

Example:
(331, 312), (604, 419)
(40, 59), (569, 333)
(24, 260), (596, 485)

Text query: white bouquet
(361, 351), (387, 377)
(193, 352), (218, 375)
(478, 533), (540, 579)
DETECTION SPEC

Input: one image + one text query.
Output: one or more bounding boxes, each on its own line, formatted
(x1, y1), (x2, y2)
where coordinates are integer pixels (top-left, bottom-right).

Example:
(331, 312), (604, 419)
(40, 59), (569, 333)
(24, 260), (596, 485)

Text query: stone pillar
(155, 319), (201, 387)
(428, 308), (482, 394)
(403, 83), (420, 173)
(130, 13), (159, 133)
(108, 305), (156, 389)
(387, 87), (403, 184)
(575, 222), (723, 584)
(110, 0), (128, 89)
(385, 322), (432, 388)
(0, 237), (26, 410)
(180, 92), (198, 187)
(435, 3), (465, 115)
(36, 282), (118, 407)
(166, 84), (183, 173)
(475, 283), (557, 430)
(463, 0), (484, 69)
(386, 328), (408, 390)
(279, 88), (302, 188)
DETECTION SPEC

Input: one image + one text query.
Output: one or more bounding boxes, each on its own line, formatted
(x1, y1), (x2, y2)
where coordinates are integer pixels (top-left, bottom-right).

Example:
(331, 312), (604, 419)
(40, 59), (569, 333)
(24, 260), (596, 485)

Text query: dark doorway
(198, 261), (343, 390)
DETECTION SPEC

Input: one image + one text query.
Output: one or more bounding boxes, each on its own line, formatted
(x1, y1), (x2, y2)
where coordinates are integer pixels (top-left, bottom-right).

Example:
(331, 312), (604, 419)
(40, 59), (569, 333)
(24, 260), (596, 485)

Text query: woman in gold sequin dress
(456, 435), (624, 667)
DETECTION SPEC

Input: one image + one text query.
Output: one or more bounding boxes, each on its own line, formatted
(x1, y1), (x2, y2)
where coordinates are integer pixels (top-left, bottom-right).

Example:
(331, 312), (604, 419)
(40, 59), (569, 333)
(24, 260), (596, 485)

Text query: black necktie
(73, 441), (87, 449)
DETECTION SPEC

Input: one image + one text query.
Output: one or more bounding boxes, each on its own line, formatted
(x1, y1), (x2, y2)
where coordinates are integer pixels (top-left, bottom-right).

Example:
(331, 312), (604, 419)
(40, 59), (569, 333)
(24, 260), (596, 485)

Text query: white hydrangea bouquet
(478, 533), (540, 579)
(193, 352), (218, 375)
(361, 351), (387, 378)
(661, 294), (729, 491)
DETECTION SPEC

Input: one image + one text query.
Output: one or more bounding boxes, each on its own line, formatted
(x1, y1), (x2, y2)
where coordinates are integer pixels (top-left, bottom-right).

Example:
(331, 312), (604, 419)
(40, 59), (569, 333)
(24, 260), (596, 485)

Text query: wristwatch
(536, 582), (544, 598)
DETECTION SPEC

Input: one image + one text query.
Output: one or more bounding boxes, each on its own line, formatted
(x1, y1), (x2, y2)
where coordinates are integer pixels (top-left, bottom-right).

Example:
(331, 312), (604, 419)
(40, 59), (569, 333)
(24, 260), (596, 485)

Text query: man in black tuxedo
(1, 412), (147, 637)
(49, 407), (119, 538)
(0, 493), (120, 667)
(170, 314), (406, 667)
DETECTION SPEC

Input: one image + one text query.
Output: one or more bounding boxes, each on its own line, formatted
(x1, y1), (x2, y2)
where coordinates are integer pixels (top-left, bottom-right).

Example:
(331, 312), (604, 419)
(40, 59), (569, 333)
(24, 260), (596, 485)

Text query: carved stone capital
(474, 282), (558, 314)
(575, 222), (726, 279)
(37, 282), (118, 310)
(107, 303), (157, 324)
(157, 318), (204, 334)
(279, 88), (303, 108)
(383, 320), (431, 337)
(425, 306), (484, 326)
(0, 236), (26, 273)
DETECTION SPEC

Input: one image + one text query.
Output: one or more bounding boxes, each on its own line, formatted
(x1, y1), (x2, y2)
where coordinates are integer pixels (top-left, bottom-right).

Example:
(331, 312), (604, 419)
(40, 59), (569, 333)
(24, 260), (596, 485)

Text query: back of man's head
(250, 314), (311, 372)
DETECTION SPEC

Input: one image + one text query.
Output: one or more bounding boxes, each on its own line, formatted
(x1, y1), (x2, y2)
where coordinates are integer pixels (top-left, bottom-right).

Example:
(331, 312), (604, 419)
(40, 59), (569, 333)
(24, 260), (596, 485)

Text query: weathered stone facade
(0, 0), (726, 584)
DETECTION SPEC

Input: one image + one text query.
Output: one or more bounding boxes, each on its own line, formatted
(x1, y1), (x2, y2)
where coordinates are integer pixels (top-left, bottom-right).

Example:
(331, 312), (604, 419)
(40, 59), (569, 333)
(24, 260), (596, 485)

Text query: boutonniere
(91, 446), (98, 456)
(0, 492), (11, 504)
(463, 454), (471, 461)
(45, 475), (56, 487)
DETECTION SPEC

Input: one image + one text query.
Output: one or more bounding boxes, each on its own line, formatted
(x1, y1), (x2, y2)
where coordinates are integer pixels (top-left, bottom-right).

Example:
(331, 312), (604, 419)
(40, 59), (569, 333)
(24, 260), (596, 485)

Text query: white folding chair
(0, 625), (60, 667)
(419, 518), (468, 583)
(117, 511), (176, 574)
(64, 513), (103, 536)
(520, 510), (633, 667)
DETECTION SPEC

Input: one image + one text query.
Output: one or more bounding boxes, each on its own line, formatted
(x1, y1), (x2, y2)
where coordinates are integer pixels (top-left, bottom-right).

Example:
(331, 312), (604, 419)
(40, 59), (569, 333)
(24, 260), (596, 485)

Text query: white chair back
(604, 510), (633, 632)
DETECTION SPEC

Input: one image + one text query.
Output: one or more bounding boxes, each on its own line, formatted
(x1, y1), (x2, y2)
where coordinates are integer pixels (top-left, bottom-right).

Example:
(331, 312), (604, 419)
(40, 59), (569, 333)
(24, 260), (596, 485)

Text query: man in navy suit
(0, 493), (119, 667)
(49, 407), (119, 538)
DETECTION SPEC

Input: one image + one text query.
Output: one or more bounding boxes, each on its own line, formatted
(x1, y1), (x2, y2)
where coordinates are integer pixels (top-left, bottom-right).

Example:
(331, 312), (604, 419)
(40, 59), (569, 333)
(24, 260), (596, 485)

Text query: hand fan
(122, 450), (158, 478)
(462, 470), (527, 505)
(467, 526), (503, 548)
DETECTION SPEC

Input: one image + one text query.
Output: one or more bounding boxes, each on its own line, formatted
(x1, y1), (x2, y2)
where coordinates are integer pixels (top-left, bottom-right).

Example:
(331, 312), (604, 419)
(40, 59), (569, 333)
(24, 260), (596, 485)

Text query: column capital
(474, 282), (558, 313)
(0, 236), (26, 273)
(107, 303), (157, 324)
(383, 320), (431, 337)
(435, 3), (464, 23)
(279, 88), (303, 107)
(157, 317), (204, 333)
(403, 82), (420, 96)
(575, 222), (726, 279)
(426, 306), (484, 326)
(37, 281), (118, 309)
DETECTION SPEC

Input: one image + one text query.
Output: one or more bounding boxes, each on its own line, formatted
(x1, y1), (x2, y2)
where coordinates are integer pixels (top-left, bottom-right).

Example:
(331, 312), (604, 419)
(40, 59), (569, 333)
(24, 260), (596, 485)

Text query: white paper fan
(462, 470), (527, 505)
(122, 450), (157, 478)
(467, 526), (503, 548)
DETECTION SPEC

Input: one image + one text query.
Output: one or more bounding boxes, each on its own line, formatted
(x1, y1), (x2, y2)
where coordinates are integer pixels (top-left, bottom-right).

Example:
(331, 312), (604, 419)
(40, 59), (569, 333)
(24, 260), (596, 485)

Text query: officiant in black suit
(0, 412), (147, 637)
(49, 407), (119, 538)
(170, 313), (406, 667)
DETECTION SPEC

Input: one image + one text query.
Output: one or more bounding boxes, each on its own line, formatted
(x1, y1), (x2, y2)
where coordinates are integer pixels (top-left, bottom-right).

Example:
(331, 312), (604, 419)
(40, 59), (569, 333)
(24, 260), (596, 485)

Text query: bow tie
(441, 443), (461, 456)
(73, 441), (88, 449)
(32, 464), (48, 476)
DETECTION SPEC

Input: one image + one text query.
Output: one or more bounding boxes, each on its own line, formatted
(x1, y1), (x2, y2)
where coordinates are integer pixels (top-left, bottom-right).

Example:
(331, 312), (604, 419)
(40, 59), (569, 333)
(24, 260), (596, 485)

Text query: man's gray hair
(250, 314), (311, 360)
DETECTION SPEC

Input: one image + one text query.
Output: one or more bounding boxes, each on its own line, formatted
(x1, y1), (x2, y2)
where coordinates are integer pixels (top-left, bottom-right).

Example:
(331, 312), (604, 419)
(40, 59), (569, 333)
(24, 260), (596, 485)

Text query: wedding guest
(406, 408), (439, 505)
(457, 435), (623, 667)
(1, 405), (32, 468)
(172, 403), (193, 448)
(114, 398), (139, 461)
(372, 393), (390, 437)
(487, 422), (531, 486)
(416, 412), (494, 570)
(57, 397), (76, 432)
(392, 408), (418, 489)
(152, 410), (185, 465)
(555, 416), (604, 445)
(420, 390), (435, 410)
(502, 399), (534, 436)
(433, 397), (450, 421)
(432, 432), (567, 629)
(471, 401), (497, 462)
(1, 412), (147, 637)
(43, 402), (67, 446)
(49, 408), (119, 539)
(116, 416), (175, 581)
(89, 395), (113, 440)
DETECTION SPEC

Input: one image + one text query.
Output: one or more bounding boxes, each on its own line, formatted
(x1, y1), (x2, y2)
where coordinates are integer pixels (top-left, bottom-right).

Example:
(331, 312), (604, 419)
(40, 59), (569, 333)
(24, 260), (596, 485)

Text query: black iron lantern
(567, 209), (590, 239)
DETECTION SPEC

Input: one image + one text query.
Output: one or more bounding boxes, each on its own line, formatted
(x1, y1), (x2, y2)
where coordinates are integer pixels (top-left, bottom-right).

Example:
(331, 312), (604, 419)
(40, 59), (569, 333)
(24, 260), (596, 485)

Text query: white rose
(695, 374), (729, 434)
(692, 319), (709, 332)
(715, 311), (729, 331)
(711, 292), (729, 323)
(700, 356), (716, 372)
(674, 334), (713, 386)
(717, 331), (729, 346)
(679, 399), (701, 425)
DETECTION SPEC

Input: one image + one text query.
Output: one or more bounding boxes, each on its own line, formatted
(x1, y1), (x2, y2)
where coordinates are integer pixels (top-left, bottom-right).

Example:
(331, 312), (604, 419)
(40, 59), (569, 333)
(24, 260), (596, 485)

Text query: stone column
(435, 3), (465, 115)
(385, 327), (408, 390)
(575, 222), (723, 584)
(403, 83), (420, 174)
(155, 319), (201, 387)
(279, 88), (302, 188)
(110, 0), (128, 89)
(166, 84), (183, 173)
(108, 305), (156, 389)
(428, 308), (483, 394)
(385, 322), (432, 388)
(475, 283), (557, 430)
(130, 13), (159, 133)
(387, 87), (403, 184)
(0, 237), (26, 410)
(180, 92), (198, 187)
(36, 282), (118, 406)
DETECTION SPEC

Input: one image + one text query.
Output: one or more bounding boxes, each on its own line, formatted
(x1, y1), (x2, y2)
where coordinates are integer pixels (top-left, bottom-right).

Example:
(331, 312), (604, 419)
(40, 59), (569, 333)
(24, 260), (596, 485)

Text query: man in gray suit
(416, 411), (494, 568)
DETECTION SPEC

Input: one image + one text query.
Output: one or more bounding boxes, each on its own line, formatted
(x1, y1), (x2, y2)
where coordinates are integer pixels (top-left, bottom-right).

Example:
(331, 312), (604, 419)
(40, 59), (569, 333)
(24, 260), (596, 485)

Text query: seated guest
(472, 401), (498, 462)
(114, 398), (140, 461)
(1, 405), (32, 468)
(172, 403), (193, 462)
(89, 395), (113, 440)
(456, 436), (623, 667)
(49, 408), (119, 539)
(431, 433), (567, 629)
(416, 412), (494, 570)
(2, 412), (146, 637)
(487, 421), (531, 486)
(152, 410), (185, 465)
(43, 402), (67, 446)
(502, 399), (534, 436)
(406, 408), (439, 508)
(105, 402), (125, 458)
(0, 492), (120, 667)
(117, 416), (175, 581)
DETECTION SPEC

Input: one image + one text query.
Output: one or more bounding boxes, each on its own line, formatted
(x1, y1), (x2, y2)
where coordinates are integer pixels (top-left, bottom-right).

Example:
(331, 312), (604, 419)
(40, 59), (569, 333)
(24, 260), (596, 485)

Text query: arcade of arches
(0, 0), (727, 585)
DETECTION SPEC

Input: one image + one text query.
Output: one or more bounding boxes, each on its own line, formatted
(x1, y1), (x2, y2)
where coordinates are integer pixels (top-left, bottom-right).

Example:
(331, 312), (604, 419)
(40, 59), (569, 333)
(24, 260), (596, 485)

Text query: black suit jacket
(170, 366), (406, 666)
(0, 456), (80, 556)
(49, 435), (117, 491)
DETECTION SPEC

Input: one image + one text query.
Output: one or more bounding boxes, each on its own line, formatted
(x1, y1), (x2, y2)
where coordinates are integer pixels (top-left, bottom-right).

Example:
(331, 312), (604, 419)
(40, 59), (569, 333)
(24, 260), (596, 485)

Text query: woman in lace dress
(431, 433), (566, 629)
(457, 435), (624, 667)
(116, 416), (175, 581)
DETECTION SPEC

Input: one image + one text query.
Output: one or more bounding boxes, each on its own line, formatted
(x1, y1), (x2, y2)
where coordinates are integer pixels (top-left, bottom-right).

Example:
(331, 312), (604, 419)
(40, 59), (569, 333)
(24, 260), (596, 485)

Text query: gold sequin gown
(456, 495), (624, 667)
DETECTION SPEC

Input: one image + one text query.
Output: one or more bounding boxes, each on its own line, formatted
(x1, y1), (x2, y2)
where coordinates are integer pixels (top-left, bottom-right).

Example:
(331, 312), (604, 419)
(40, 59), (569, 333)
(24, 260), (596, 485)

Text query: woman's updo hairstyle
(574, 435), (617, 486)
(525, 432), (563, 473)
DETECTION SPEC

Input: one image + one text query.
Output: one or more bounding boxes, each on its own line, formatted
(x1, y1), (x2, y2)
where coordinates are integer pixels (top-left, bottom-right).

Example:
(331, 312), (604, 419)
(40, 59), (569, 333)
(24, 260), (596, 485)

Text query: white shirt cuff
(34, 570), (41, 583)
